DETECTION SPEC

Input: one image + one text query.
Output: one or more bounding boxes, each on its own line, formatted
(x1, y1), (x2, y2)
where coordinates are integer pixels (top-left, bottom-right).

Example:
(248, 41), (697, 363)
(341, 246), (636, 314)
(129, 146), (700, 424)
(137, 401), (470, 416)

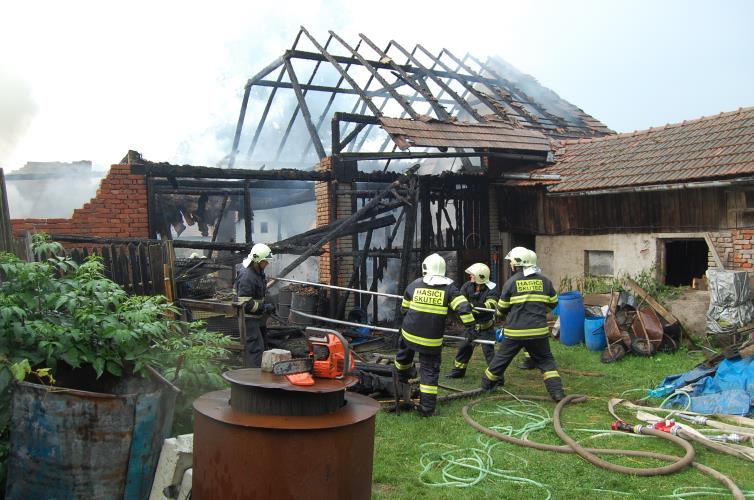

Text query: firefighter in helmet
(234, 243), (276, 368)
(446, 263), (498, 378)
(394, 253), (476, 416)
(482, 247), (565, 402)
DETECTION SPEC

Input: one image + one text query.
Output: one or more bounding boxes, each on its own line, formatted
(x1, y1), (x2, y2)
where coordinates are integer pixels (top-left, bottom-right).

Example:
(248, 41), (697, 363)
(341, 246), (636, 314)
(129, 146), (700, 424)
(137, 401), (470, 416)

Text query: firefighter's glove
(262, 303), (276, 315)
(464, 326), (478, 343)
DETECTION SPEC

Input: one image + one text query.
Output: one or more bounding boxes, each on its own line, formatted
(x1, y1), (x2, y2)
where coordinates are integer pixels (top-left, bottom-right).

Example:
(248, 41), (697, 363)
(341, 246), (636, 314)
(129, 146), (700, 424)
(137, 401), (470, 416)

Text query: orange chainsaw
(272, 327), (355, 386)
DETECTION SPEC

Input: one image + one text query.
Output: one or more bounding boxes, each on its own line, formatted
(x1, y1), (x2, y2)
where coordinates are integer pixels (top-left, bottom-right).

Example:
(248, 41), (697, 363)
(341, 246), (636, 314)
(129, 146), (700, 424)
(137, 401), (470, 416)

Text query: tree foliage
(0, 233), (230, 491)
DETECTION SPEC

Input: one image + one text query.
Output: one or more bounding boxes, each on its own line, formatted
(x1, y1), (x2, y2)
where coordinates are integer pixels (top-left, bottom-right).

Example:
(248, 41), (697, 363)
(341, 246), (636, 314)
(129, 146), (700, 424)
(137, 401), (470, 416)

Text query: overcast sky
(1, 0), (752, 172)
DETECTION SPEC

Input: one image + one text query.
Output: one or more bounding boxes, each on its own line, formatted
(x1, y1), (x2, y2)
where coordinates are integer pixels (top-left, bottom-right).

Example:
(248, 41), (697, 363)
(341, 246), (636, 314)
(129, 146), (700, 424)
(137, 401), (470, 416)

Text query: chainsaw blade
(273, 358), (314, 376)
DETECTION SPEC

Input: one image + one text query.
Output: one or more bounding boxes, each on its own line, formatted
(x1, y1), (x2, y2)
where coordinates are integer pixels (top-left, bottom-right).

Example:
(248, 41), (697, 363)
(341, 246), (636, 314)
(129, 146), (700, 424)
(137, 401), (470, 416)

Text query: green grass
(371, 342), (754, 499)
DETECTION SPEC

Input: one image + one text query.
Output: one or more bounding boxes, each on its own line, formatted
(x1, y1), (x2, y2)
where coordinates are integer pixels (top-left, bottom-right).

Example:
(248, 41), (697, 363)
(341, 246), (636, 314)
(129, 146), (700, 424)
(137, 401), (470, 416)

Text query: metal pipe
(273, 276), (401, 299)
(274, 277), (495, 312)
(289, 309), (496, 345)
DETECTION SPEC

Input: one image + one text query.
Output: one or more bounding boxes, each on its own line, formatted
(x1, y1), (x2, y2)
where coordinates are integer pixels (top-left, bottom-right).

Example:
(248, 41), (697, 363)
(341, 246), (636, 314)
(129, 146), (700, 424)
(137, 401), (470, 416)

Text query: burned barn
(5, 28), (616, 319)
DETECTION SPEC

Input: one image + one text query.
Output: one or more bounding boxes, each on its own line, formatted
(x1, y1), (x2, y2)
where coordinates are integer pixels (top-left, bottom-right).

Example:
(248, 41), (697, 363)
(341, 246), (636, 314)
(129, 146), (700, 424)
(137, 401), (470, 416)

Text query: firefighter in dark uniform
(234, 243), (276, 368)
(481, 247), (565, 402)
(394, 253), (476, 416)
(446, 263), (498, 378)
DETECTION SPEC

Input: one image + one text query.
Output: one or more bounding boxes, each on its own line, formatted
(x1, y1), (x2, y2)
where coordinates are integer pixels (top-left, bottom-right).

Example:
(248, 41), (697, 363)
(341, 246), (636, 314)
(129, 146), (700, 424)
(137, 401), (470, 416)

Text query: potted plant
(0, 234), (229, 499)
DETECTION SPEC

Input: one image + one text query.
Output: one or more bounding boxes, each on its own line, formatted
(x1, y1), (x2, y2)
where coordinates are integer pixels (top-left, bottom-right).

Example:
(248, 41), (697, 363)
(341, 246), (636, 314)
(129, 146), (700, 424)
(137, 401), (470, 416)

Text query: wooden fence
(6, 233), (170, 297)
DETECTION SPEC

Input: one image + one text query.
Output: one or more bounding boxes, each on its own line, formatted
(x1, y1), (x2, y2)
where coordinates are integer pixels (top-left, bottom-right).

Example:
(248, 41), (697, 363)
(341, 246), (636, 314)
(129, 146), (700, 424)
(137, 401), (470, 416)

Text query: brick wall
(707, 229), (754, 270)
(315, 158), (333, 282)
(11, 163), (149, 239)
(314, 157), (356, 308)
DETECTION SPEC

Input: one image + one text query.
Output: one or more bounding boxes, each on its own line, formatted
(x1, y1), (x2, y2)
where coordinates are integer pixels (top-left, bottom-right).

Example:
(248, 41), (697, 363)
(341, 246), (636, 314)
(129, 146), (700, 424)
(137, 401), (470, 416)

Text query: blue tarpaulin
(655, 356), (754, 416)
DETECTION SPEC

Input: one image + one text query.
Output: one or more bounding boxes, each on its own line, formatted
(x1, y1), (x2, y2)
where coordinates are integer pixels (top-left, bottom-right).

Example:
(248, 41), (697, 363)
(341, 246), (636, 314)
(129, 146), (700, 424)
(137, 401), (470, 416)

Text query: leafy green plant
(558, 267), (683, 304)
(0, 233), (231, 488)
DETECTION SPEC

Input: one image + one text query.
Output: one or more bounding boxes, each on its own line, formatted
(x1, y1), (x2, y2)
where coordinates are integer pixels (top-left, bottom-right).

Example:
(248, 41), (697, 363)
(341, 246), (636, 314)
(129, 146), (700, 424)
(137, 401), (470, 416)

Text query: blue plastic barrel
(558, 291), (585, 346)
(584, 316), (606, 351)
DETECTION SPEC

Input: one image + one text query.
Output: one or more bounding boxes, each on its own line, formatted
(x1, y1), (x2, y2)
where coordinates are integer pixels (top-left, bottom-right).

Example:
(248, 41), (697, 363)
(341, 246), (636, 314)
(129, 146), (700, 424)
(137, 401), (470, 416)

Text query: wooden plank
(102, 245), (112, 279)
(0, 169), (12, 253)
(119, 246), (132, 293)
(704, 232), (724, 269)
(624, 277), (678, 326)
(148, 244), (165, 295)
(138, 244), (152, 294)
(128, 244), (144, 295)
(109, 245), (118, 281)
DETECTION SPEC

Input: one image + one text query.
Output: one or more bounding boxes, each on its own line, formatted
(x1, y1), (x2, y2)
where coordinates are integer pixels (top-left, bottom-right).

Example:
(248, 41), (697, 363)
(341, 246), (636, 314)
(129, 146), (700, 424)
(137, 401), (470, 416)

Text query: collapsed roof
(229, 27), (611, 173)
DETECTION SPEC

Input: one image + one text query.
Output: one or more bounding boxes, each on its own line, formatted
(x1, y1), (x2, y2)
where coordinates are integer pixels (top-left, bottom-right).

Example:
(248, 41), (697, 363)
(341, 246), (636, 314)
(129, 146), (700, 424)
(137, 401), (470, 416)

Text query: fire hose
(289, 308), (496, 346)
(273, 277), (496, 313)
(462, 394), (744, 499)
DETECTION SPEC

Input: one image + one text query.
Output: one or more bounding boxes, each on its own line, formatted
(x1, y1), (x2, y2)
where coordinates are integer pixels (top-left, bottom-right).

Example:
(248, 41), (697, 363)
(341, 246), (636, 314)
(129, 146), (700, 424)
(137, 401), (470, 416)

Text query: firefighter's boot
(416, 393), (437, 417)
(544, 372), (565, 402)
(445, 368), (466, 379)
(481, 370), (502, 392)
(394, 364), (416, 384)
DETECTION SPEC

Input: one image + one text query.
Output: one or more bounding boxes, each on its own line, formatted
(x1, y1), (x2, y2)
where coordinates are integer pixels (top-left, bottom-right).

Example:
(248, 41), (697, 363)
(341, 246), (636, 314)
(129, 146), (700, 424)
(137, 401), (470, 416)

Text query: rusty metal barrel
(6, 376), (176, 500)
(277, 286), (293, 319)
(193, 368), (379, 500)
(289, 289), (318, 325)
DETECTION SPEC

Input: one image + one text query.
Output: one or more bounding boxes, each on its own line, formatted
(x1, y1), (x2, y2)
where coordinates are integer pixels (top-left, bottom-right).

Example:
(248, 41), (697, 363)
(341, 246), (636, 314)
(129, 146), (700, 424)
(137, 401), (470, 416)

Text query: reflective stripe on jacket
(496, 271), (557, 339)
(234, 264), (267, 317)
(400, 277), (475, 354)
(460, 280), (499, 331)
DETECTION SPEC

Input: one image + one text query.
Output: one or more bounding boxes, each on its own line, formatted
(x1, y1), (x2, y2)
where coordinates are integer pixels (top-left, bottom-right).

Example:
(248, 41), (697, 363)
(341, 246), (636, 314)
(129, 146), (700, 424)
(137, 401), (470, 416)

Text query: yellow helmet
(243, 243), (274, 267)
(465, 263), (490, 284)
(504, 246), (537, 267)
(422, 253), (446, 277)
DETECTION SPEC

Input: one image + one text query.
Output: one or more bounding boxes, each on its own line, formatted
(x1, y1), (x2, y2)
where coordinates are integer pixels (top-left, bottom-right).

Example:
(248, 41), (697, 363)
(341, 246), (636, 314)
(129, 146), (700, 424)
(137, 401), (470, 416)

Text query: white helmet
(465, 263), (490, 284)
(243, 243), (273, 268)
(504, 246), (537, 267)
(422, 253), (446, 277)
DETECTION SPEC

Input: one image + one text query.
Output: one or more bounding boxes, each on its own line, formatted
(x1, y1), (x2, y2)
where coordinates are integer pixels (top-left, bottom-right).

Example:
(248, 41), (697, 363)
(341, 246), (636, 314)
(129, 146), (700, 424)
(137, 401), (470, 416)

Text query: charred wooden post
(0, 169), (12, 253)
(395, 180), (418, 319)
(243, 180), (252, 244)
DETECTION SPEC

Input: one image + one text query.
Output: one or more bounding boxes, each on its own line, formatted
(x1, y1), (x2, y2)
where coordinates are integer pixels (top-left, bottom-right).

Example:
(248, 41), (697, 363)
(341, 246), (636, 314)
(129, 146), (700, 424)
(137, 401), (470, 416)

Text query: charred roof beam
(286, 49), (505, 86)
(274, 34), (338, 163)
(245, 66), (287, 161)
(357, 33), (449, 120)
(328, 30), (420, 120)
(387, 39), (485, 123)
(299, 26), (383, 117)
(283, 56), (327, 160)
(300, 41), (375, 163)
(250, 80), (445, 100)
(342, 40), (398, 153)
(233, 31), (305, 166)
(467, 54), (569, 128)
(229, 56), (286, 167)
(356, 33), (472, 169)
(376, 48), (461, 155)
(419, 45), (510, 121)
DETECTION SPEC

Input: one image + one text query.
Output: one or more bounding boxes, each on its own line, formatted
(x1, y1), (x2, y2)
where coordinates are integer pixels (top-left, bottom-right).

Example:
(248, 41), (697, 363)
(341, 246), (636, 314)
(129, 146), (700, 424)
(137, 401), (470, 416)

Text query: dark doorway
(512, 233), (536, 252)
(665, 239), (708, 286)
(500, 233), (537, 283)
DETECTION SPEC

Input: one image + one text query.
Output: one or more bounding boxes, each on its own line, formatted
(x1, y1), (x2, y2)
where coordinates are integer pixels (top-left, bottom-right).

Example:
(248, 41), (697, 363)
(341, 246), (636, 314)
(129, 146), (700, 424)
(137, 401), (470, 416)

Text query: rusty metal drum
(192, 369), (380, 500)
(6, 377), (176, 500)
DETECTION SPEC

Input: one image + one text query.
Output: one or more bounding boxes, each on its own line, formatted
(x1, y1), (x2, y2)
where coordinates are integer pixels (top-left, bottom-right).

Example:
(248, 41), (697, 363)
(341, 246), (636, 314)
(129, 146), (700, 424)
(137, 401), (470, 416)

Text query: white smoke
(0, 67), (37, 166)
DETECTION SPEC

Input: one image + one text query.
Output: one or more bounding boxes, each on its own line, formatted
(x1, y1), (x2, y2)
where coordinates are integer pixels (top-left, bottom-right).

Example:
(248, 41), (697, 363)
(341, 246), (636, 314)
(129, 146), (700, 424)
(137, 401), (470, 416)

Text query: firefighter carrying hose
(234, 243), (276, 368)
(394, 253), (476, 416)
(446, 263), (498, 379)
(481, 247), (565, 402)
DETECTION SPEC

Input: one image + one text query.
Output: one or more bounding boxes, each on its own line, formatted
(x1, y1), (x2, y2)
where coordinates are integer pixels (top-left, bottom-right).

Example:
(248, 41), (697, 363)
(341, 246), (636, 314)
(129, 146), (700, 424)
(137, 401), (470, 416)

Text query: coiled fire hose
(463, 394), (744, 499)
